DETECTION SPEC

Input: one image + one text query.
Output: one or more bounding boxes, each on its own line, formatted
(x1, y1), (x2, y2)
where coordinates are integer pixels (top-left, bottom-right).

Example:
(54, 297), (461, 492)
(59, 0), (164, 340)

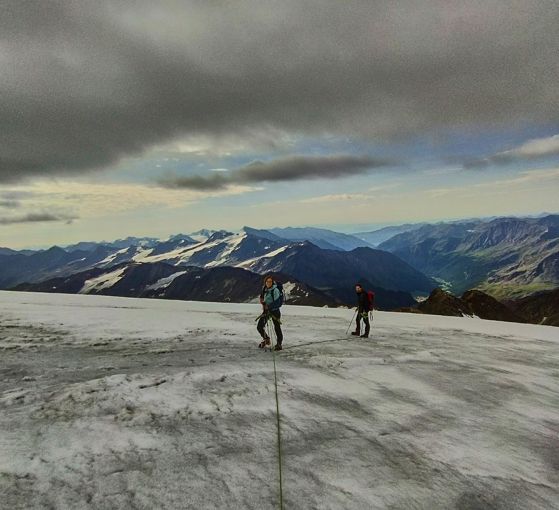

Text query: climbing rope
(261, 310), (373, 508)
(267, 318), (284, 510)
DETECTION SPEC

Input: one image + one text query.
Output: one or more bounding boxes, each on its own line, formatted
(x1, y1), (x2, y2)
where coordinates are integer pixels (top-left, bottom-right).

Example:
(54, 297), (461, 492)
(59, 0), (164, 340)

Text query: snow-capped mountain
(14, 262), (338, 307)
(189, 229), (231, 243)
(234, 241), (437, 309)
(0, 245), (115, 289)
(3, 215), (558, 306)
(124, 229), (290, 269)
(65, 236), (161, 253)
(238, 242), (435, 294)
(3, 227), (440, 309)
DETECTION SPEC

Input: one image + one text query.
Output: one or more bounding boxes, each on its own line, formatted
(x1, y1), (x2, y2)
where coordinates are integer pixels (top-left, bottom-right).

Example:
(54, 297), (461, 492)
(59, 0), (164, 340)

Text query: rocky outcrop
(402, 288), (527, 324)
(416, 288), (472, 317)
(461, 290), (527, 323)
(507, 288), (559, 326)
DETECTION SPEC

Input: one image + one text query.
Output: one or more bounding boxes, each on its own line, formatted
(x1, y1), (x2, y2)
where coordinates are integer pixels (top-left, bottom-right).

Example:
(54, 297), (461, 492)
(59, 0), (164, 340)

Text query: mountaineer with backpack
(256, 275), (284, 351)
(351, 283), (374, 338)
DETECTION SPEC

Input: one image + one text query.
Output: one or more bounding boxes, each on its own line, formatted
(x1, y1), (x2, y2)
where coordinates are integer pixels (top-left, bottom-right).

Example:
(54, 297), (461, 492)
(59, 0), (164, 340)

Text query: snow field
(0, 291), (558, 509)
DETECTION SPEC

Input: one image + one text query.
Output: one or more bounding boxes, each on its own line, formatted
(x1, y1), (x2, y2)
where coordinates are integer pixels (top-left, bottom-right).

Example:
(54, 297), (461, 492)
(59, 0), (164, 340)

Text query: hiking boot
(259, 337), (271, 348)
(360, 334), (368, 338)
(273, 344), (282, 351)
(351, 331), (360, 336)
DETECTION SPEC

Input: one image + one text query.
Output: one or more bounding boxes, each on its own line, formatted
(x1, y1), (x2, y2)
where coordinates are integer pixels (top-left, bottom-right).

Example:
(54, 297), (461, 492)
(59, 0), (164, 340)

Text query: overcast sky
(1, 1), (559, 248)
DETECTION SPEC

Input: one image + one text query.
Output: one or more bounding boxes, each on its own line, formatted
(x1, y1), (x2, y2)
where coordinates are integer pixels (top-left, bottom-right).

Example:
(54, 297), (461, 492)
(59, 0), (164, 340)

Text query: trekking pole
(346, 308), (357, 335)
(269, 320), (275, 350)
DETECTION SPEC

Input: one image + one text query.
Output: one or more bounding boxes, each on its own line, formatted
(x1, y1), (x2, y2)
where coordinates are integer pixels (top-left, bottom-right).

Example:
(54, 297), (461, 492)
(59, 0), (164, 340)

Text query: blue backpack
(276, 281), (284, 307)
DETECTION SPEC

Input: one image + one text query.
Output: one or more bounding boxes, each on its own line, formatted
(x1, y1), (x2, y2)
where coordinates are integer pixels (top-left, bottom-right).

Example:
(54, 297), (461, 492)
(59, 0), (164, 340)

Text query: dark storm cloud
(463, 134), (559, 169)
(0, 200), (20, 208)
(236, 156), (386, 182)
(0, 213), (78, 225)
(0, 191), (37, 208)
(0, 191), (37, 200)
(2, 1), (559, 182)
(157, 155), (388, 190)
(158, 173), (227, 191)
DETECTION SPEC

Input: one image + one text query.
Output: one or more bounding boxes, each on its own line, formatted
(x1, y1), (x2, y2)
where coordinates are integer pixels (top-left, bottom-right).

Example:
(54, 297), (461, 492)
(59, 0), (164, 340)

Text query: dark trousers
(257, 310), (283, 345)
(355, 311), (370, 336)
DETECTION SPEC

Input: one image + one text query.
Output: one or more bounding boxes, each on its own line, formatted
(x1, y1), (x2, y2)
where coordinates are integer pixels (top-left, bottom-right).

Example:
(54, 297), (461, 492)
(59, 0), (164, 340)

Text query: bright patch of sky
(3, 127), (559, 249)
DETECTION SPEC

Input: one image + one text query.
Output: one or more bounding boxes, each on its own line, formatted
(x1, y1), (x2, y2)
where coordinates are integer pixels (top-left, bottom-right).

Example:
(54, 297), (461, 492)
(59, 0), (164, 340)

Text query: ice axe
(345, 308), (357, 335)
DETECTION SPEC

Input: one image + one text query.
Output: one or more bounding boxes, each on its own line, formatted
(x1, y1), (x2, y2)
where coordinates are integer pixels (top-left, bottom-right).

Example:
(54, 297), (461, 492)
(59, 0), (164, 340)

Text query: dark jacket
(357, 291), (369, 313)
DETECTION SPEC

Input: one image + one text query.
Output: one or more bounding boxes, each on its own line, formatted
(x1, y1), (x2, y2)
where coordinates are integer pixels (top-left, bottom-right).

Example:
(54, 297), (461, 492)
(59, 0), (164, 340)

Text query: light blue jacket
(262, 284), (281, 310)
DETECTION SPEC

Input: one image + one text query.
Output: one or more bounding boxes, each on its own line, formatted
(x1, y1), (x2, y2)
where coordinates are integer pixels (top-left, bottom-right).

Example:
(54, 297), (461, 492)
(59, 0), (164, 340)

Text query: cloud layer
(157, 155), (388, 190)
(464, 134), (559, 168)
(0, 200), (20, 209)
(0, 213), (77, 225)
(2, 1), (559, 182)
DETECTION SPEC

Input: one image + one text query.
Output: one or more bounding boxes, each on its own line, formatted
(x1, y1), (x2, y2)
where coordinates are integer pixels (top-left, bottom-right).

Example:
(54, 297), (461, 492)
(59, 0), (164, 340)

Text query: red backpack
(366, 290), (375, 311)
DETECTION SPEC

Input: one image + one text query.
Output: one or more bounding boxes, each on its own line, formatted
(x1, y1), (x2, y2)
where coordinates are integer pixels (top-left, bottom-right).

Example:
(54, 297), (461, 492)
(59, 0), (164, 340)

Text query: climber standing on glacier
(351, 283), (373, 338)
(256, 275), (284, 351)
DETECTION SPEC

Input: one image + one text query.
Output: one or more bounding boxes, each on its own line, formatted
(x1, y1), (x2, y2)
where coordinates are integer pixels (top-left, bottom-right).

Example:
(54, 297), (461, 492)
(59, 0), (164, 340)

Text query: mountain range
(378, 215), (559, 298)
(354, 223), (427, 246)
(268, 227), (373, 250)
(13, 263), (338, 307)
(3, 227), (435, 310)
(2, 215), (558, 314)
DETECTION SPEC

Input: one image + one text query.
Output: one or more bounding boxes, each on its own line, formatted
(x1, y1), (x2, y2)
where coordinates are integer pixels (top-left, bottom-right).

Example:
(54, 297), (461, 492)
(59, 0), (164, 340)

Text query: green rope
(267, 317), (284, 509)
(272, 344), (284, 509)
